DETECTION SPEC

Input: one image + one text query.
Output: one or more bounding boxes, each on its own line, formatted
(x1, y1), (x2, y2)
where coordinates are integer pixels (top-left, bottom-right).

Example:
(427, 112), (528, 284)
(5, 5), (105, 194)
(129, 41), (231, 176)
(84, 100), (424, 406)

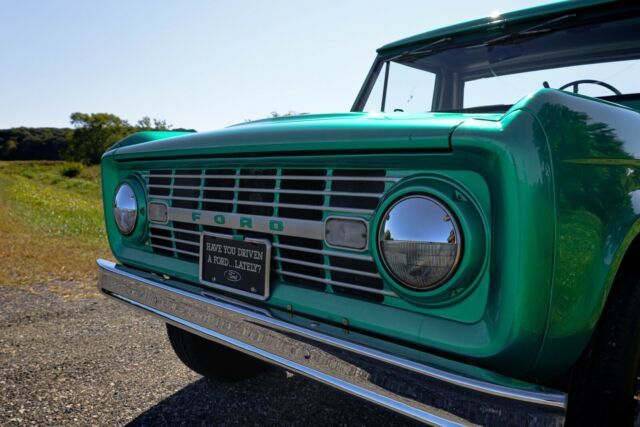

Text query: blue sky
(1, 0), (551, 131)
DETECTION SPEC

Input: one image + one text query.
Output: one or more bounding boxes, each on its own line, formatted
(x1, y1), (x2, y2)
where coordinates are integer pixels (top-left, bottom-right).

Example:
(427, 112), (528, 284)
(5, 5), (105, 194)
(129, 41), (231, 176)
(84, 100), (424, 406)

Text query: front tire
(166, 323), (270, 382)
(567, 274), (640, 426)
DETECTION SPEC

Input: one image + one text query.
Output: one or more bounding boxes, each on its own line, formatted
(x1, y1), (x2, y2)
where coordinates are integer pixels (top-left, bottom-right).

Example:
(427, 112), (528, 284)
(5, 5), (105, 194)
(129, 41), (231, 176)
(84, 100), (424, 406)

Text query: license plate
(199, 233), (271, 300)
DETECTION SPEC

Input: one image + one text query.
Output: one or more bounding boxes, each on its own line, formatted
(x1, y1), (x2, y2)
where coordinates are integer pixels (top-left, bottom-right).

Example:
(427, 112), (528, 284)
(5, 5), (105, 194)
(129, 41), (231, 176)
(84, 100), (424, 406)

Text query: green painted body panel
(111, 113), (494, 160)
(110, 130), (195, 150)
(513, 90), (640, 377)
(100, 2), (640, 386)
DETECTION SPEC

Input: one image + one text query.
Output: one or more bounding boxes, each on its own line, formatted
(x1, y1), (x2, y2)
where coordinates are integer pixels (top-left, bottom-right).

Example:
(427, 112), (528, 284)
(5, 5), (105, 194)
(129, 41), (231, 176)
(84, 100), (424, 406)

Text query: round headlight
(378, 195), (462, 291)
(114, 183), (138, 235)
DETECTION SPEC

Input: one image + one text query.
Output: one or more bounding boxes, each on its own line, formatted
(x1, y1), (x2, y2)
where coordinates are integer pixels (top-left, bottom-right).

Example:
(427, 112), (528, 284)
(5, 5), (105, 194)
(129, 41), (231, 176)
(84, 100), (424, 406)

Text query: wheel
(166, 323), (270, 382)
(567, 274), (640, 426)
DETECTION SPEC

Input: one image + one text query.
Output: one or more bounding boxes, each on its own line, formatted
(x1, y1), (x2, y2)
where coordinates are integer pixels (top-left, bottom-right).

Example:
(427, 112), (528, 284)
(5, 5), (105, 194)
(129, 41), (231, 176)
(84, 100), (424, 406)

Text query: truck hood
(111, 112), (501, 160)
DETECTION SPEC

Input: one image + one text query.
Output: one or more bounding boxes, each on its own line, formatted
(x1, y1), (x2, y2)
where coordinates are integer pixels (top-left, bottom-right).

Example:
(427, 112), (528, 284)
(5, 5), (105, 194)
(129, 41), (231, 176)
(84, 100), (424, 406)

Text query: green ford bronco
(97, 1), (640, 425)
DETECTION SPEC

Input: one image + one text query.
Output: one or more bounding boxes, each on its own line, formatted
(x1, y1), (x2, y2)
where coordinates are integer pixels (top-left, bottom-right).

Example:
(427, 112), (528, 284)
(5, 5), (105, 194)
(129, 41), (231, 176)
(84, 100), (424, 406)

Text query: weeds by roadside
(0, 161), (112, 296)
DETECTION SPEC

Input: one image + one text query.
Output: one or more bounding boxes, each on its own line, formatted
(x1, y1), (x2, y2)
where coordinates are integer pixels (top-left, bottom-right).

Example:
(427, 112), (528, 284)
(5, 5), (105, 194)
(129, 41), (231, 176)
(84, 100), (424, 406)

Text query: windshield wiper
(482, 13), (577, 46)
(390, 13), (577, 60)
(387, 37), (452, 61)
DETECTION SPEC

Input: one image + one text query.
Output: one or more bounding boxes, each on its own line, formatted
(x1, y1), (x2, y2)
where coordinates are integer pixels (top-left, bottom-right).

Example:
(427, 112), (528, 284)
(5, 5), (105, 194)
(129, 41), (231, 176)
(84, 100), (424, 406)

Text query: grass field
(0, 161), (112, 296)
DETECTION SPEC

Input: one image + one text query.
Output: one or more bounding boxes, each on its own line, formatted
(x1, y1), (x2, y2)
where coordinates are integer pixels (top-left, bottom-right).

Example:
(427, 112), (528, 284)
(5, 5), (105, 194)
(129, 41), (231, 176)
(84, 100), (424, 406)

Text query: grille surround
(143, 168), (400, 300)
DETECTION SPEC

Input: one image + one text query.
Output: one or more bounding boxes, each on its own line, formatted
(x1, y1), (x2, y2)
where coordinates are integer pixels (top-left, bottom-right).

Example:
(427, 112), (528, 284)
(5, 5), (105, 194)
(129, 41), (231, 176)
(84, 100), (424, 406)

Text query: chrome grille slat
(150, 243), (198, 256)
(148, 184), (383, 198)
(150, 234), (200, 247)
(274, 256), (382, 278)
(274, 269), (396, 297)
(273, 243), (372, 261)
(142, 173), (400, 182)
(151, 224), (199, 235)
(146, 168), (396, 301)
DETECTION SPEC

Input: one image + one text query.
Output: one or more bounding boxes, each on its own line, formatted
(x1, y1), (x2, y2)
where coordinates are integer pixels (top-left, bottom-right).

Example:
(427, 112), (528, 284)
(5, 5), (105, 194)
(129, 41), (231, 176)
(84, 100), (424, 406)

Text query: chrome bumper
(97, 259), (566, 426)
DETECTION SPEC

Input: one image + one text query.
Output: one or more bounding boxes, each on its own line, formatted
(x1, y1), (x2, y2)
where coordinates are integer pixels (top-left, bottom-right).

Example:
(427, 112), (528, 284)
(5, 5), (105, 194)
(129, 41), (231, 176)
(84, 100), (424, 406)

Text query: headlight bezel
(114, 182), (138, 235)
(371, 174), (488, 306)
(377, 194), (463, 291)
(111, 176), (147, 242)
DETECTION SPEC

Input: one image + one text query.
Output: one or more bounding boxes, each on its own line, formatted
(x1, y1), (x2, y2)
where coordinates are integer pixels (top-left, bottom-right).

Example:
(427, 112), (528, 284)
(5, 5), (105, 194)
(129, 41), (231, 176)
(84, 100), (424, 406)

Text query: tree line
(0, 113), (195, 164)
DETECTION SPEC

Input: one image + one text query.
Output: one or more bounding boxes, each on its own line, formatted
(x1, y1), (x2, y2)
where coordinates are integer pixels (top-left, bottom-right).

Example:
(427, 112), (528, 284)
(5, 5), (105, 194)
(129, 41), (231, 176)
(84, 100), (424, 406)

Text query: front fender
(451, 108), (556, 376)
(518, 90), (640, 377)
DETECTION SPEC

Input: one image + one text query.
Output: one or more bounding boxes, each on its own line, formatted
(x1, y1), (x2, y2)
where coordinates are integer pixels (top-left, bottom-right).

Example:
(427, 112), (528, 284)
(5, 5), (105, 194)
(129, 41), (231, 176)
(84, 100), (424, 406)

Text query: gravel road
(0, 283), (419, 426)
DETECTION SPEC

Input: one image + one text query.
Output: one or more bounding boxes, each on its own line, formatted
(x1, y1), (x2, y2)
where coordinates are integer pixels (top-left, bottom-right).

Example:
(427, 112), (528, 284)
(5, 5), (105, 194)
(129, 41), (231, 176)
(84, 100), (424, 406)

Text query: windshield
(359, 14), (640, 113)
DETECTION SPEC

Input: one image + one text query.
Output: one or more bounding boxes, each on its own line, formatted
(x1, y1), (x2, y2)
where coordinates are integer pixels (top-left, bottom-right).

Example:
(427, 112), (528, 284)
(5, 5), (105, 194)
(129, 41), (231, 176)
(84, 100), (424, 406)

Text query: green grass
(0, 161), (105, 242)
(0, 161), (111, 295)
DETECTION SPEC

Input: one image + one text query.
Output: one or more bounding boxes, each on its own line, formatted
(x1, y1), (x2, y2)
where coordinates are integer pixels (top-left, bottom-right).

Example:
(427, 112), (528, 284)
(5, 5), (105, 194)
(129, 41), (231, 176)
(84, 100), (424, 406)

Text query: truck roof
(377, 0), (616, 54)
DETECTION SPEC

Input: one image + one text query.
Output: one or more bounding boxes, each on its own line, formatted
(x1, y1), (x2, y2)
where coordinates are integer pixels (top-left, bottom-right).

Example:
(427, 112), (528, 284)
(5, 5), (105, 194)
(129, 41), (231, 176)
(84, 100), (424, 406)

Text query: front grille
(143, 168), (400, 301)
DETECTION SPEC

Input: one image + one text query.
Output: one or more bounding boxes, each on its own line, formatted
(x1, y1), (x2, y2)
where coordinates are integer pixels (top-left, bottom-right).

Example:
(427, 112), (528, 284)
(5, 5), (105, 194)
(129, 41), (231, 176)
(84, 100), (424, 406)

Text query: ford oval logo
(224, 270), (242, 282)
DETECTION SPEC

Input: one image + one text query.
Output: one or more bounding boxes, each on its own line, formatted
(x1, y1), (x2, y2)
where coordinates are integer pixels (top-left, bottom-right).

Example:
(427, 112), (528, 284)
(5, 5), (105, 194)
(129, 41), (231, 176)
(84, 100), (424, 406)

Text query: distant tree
(0, 138), (17, 158)
(136, 116), (152, 129)
(63, 113), (178, 164)
(136, 116), (172, 131)
(1, 113), (187, 163)
(64, 113), (131, 164)
(0, 127), (70, 160)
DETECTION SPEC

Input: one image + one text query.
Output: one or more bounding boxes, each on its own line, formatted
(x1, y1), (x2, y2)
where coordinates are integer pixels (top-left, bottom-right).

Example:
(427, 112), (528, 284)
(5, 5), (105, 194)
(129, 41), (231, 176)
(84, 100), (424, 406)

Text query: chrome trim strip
(97, 259), (567, 426)
(143, 174), (401, 182)
(201, 290), (272, 317)
(274, 256), (382, 279)
(273, 269), (397, 297)
(150, 195), (374, 215)
(166, 207), (326, 240)
(148, 184), (384, 198)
